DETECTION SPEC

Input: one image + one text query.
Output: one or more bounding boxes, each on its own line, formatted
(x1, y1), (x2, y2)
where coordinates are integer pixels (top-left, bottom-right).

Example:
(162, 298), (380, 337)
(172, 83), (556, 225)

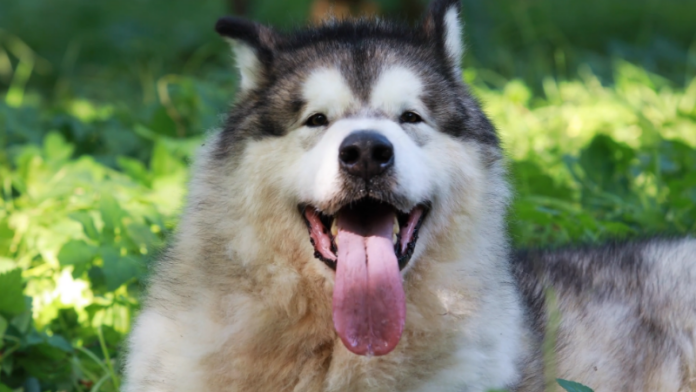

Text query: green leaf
(69, 211), (100, 241)
(88, 266), (106, 291)
(1, 357), (12, 376)
(58, 240), (98, 278)
(118, 155), (152, 186)
(0, 269), (25, 315)
(149, 107), (178, 137)
(557, 378), (595, 392)
(101, 247), (143, 291)
(150, 140), (185, 177)
(43, 131), (74, 162)
(25, 329), (45, 346)
(513, 161), (571, 199)
(0, 383), (13, 392)
(58, 240), (98, 267)
(578, 135), (634, 194)
(22, 378), (40, 392)
(0, 315), (7, 342)
(47, 335), (73, 353)
(10, 297), (33, 334)
(100, 194), (123, 234)
(125, 221), (159, 250)
(0, 220), (14, 256)
(48, 308), (80, 340)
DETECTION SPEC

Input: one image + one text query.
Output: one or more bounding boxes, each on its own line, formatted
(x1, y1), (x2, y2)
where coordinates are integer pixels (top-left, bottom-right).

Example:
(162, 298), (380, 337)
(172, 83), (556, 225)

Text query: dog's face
(208, 0), (504, 357)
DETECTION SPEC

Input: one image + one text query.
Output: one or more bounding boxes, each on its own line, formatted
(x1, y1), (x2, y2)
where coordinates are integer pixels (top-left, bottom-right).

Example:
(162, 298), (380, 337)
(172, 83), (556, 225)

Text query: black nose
(338, 131), (394, 180)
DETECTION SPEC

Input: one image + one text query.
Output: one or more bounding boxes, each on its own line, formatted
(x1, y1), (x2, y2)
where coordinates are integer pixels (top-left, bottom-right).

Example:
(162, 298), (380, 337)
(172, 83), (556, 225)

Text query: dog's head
(203, 0), (508, 357)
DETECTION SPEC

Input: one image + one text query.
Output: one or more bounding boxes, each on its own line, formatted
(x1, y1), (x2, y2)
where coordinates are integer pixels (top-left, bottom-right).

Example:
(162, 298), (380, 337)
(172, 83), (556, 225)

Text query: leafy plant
(1, 269), (74, 391)
(0, 129), (193, 389)
(557, 378), (595, 392)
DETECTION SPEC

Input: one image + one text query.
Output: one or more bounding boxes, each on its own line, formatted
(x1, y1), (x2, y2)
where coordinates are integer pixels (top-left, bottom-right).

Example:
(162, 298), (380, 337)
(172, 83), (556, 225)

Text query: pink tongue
(332, 207), (406, 356)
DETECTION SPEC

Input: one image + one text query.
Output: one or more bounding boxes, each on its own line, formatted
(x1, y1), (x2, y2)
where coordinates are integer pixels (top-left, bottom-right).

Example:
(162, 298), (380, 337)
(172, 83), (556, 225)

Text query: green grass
(0, 0), (694, 390)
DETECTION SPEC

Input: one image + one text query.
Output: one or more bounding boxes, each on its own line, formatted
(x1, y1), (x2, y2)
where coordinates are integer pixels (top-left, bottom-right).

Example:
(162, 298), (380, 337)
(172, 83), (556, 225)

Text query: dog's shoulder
(511, 237), (696, 390)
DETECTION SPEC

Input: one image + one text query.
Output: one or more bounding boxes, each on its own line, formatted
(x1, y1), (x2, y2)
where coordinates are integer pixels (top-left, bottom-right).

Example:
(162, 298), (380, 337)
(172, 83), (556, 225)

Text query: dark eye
(400, 111), (422, 124)
(305, 113), (328, 127)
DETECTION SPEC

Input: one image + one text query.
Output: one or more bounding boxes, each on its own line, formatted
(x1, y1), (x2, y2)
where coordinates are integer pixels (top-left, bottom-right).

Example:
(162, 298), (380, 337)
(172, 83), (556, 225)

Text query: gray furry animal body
(123, 0), (696, 390)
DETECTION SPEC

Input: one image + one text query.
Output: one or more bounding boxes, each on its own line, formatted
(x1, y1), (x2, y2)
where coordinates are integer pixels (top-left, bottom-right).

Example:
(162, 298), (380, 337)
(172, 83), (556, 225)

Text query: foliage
(557, 378), (595, 392)
(0, 128), (191, 390)
(0, 267), (120, 391)
(0, 0), (695, 390)
(468, 63), (696, 246)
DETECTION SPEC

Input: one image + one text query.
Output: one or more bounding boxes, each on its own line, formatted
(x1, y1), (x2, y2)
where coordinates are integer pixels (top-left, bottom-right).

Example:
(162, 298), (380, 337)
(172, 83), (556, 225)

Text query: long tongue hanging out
(332, 203), (406, 356)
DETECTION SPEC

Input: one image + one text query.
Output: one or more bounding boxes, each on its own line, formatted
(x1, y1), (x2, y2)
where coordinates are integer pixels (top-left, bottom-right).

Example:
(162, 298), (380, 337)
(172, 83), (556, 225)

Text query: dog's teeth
(393, 217), (400, 244)
(331, 218), (338, 236)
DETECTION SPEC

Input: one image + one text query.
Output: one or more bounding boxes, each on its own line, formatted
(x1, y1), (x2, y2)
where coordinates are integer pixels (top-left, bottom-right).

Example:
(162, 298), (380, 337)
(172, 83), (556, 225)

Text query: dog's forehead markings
(370, 66), (424, 114)
(302, 67), (356, 119)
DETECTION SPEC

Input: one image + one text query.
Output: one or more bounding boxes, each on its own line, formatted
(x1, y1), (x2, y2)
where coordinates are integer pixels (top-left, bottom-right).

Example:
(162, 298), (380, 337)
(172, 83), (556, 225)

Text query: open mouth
(301, 198), (427, 271)
(300, 197), (428, 357)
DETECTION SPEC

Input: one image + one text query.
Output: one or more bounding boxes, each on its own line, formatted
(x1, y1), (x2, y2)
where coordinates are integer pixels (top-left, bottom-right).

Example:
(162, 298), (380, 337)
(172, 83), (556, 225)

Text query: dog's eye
(305, 113), (329, 127)
(400, 111), (422, 124)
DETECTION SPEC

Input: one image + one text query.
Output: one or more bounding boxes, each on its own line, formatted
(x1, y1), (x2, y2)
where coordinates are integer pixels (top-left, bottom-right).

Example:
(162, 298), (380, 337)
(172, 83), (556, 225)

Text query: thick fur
(123, 1), (696, 391)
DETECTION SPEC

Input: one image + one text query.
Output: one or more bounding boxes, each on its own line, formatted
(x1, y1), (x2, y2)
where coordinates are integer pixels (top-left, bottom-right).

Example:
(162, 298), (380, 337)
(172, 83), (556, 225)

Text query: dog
(122, 0), (696, 390)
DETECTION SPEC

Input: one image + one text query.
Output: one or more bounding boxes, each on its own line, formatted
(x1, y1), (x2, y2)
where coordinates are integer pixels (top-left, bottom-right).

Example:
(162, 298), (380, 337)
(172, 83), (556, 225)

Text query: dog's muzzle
(299, 130), (429, 358)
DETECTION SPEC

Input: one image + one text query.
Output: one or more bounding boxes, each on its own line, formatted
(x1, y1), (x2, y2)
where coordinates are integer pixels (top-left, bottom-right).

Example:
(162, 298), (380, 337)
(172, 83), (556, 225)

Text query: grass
(0, 0), (694, 390)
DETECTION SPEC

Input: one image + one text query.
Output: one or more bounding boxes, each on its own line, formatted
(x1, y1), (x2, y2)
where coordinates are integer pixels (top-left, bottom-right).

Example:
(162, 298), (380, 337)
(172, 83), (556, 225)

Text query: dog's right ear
(215, 17), (277, 92)
(423, 0), (464, 80)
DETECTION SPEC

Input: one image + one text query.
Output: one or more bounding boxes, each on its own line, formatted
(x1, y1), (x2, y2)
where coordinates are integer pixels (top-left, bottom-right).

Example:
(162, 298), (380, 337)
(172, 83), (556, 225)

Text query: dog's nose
(339, 131), (394, 180)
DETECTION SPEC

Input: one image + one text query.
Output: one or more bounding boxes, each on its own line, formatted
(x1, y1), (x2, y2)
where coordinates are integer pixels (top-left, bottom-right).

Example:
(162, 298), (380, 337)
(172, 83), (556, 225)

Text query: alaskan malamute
(123, 0), (696, 390)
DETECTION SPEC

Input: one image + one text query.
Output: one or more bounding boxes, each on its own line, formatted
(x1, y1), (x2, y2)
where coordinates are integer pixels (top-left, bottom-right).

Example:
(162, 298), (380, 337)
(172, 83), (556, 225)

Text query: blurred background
(0, 0), (694, 390)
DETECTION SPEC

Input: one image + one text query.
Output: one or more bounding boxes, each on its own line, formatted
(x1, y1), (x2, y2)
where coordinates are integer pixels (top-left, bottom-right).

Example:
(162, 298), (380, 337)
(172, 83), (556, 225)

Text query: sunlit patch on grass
(69, 99), (115, 123)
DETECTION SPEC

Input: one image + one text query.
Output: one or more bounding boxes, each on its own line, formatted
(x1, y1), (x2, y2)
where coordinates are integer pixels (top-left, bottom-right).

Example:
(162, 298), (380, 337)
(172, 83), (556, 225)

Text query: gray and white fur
(122, 0), (696, 391)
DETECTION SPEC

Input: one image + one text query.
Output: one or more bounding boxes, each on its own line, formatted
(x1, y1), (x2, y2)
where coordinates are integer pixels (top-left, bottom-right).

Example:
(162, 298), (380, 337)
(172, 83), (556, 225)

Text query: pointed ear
(423, 0), (464, 79)
(215, 17), (278, 92)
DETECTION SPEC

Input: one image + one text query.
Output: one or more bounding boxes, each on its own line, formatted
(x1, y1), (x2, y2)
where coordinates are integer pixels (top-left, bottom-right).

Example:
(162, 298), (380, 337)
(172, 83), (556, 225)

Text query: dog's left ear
(423, 0), (464, 79)
(215, 16), (279, 92)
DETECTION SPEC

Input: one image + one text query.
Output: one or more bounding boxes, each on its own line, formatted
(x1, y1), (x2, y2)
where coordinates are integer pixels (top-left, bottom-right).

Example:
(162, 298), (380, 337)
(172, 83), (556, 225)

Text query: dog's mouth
(301, 198), (427, 271)
(300, 198), (428, 357)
